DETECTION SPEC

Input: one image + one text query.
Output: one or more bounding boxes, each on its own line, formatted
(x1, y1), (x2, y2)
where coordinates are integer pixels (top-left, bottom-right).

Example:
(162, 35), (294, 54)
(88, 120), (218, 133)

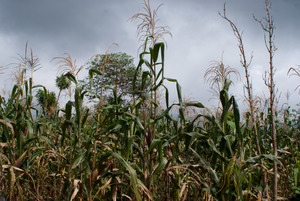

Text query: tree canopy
(81, 52), (136, 103)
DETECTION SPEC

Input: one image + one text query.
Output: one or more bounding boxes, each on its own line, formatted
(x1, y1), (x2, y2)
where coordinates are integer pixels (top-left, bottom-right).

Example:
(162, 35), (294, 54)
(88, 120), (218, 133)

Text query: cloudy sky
(0, 0), (299, 110)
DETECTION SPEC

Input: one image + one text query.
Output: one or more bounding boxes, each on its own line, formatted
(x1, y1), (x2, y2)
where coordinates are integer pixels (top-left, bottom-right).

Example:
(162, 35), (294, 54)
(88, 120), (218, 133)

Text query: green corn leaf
(208, 139), (228, 162)
(144, 59), (155, 75)
(144, 93), (157, 107)
(112, 152), (141, 201)
(65, 101), (73, 120)
(32, 84), (45, 89)
(25, 121), (34, 139)
(176, 81), (182, 104)
(133, 59), (144, 90)
(191, 148), (220, 185)
(227, 121), (235, 129)
(246, 154), (282, 166)
(160, 42), (165, 78)
(263, 154), (283, 166)
(5, 85), (22, 115)
(65, 72), (77, 85)
(294, 168), (299, 186)
(220, 89), (227, 109)
(185, 132), (207, 139)
(148, 157), (168, 184)
(224, 135), (234, 156)
(157, 68), (163, 79)
(164, 77), (177, 82)
(155, 104), (175, 122)
(221, 96), (233, 124)
(74, 87), (84, 129)
(40, 135), (54, 147)
(151, 42), (162, 63)
(219, 155), (236, 193)
(141, 71), (151, 90)
(145, 138), (161, 156)
(81, 108), (90, 128)
(151, 79), (164, 91)
(29, 77), (33, 91)
(137, 57), (144, 68)
(71, 149), (87, 169)
(183, 102), (205, 108)
(24, 79), (29, 96)
(163, 85), (169, 108)
(88, 68), (102, 87)
(232, 97), (242, 141)
(136, 116), (144, 130)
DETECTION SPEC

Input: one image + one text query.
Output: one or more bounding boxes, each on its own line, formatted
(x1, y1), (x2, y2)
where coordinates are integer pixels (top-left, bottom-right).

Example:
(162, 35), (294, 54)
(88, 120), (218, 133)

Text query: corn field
(0, 1), (299, 201)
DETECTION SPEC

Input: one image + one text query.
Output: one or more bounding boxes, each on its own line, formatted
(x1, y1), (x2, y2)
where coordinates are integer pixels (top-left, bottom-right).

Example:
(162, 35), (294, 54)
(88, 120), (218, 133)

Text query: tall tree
(81, 52), (136, 104)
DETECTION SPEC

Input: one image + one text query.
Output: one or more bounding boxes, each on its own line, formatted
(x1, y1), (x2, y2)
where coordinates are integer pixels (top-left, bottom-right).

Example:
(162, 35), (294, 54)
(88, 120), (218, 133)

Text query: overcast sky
(0, 0), (299, 111)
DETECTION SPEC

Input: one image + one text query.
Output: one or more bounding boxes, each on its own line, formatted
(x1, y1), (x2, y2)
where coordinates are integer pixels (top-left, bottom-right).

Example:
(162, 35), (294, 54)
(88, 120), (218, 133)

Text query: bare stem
(254, 0), (278, 200)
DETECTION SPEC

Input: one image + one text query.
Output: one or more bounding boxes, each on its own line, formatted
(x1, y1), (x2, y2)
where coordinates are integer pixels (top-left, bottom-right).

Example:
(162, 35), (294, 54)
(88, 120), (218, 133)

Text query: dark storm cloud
(160, 0), (300, 108)
(0, 0), (299, 108)
(0, 0), (140, 57)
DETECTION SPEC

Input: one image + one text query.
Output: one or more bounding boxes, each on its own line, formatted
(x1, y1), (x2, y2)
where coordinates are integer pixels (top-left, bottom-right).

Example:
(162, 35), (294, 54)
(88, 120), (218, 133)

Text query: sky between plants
(0, 0), (299, 110)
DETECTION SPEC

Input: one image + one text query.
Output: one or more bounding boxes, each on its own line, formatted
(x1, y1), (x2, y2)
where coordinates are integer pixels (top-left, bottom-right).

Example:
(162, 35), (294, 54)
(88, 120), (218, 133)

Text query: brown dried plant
(254, 0), (278, 199)
(220, 4), (270, 198)
(130, 0), (172, 49)
(11, 64), (26, 86)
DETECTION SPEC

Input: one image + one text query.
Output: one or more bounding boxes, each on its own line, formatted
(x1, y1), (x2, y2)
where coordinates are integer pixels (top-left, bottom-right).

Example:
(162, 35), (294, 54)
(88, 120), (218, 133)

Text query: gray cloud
(0, 0), (299, 109)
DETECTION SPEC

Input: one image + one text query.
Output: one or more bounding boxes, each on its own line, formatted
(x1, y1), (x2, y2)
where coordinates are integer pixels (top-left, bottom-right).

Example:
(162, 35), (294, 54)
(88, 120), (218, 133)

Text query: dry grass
(52, 53), (83, 77)
(16, 42), (41, 79)
(11, 64), (26, 86)
(204, 54), (240, 93)
(130, 0), (172, 49)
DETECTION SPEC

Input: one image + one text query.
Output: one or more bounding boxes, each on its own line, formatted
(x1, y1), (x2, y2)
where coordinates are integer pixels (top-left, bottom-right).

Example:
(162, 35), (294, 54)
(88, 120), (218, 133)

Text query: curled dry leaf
(13, 151), (27, 168)
(100, 178), (112, 197)
(70, 179), (81, 201)
(0, 119), (14, 135)
(0, 152), (11, 165)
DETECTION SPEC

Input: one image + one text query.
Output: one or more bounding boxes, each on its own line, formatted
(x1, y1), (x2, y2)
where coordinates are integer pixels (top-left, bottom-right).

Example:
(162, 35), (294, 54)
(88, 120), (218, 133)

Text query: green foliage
(56, 74), (71, 91)
(35, 88), (57, 117)
(81, 52), (137, 103)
